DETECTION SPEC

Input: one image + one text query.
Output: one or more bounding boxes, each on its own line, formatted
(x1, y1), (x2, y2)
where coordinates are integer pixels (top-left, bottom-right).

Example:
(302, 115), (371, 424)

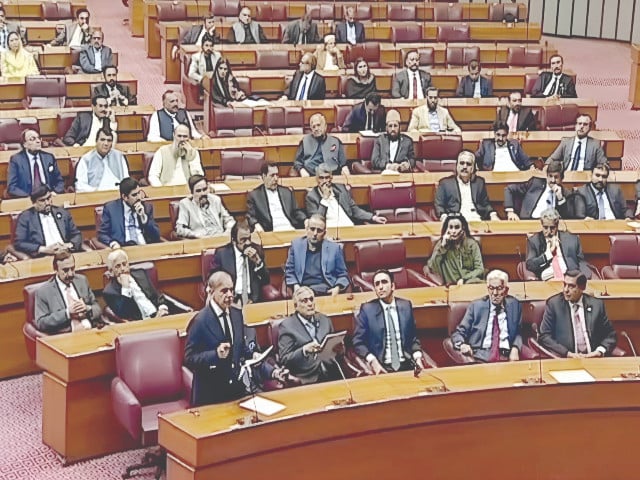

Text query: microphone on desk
(529, 323), (545, 384)
(331, 356), (356, 406)
(516, 245), (528, 299)
(423, 370), (449, 394)
(620, 331), (640, 379)
(253, 125), (268, 145)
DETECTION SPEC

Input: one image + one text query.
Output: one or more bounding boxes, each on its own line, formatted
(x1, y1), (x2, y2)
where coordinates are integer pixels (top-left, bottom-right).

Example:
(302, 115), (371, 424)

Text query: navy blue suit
(343, 102), (386, 133)
(15, 206), (83, 256)
(7, 150), (64, 198)
(353, 297), (421, 364)
(455, 75), (493, 98)
(97, 199), (161, 246)
(284, 237), (350, 292)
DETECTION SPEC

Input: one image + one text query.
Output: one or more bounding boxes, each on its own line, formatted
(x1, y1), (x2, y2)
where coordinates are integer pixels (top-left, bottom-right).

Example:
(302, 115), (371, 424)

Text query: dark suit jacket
(286, 71), (326, 100)
(15, 206), (83, 256)
(475, 138), (530, 171)
(281, 20), (320, 44)
(305, 183), (374, 224)
(526, 231), (591, 280)
(546, 136), (607, 171)
(504, 177), (577, 219)
(451, 295), (523, 362)
(103, 268), (166, 321)
(531, 72), (577, 98)
(391, 69), (432, 99)
(180, 25), (220, 45)
(434, 175), (495, 220)
(353, 297), (421, 364)
(335, 21), (365, 44)
(63, 112), (107, 146)
(495, 106), (537, 132)
(7, 150), (64, 197)
(455, 75), (493, 98)
(209, 242), (269, 303)
(371, 133), (415, 171)
(92, 82), (137, 106)
(576, 184), (630, 220)
(278, 312), (335, 384)
(97, 199), (161, 246)
(539, 293), (616, 357)
(285, 237), (350, 291)
(247, 184), (306, 231)
(78, 45), (114, 74)
(343, 102), (386, 133)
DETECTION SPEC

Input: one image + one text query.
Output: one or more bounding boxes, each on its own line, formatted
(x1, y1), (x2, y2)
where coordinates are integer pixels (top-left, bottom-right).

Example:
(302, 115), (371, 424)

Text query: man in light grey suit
(277, 286), (341, 384)
(34, 252), (102, 335)
(539, 270), (616, 357)
(78, 30), (113, 74)
(546, 114), (606, 171)
(187, 34), (220, 86)
(292, 114), (348, 176)
(451, 270), (522, 362)
(371, 109), (415, 172)
(391, 49), (432, 99)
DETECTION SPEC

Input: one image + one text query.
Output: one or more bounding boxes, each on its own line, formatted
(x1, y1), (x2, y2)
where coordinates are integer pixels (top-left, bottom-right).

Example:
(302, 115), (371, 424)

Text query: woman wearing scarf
(211, 57), (247, 106)
(1, 31), (39, 78)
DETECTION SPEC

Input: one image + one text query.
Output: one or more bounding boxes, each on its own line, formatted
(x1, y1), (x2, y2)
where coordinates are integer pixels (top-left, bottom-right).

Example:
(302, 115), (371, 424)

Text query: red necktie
(551, 250), (563, 280)
(32, 155), (43, 190)
(488, 309), (501, 362)
(412, 73), (418, 99)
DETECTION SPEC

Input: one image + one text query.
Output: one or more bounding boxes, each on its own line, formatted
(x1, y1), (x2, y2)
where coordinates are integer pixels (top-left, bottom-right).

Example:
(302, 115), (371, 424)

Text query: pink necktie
(572, 304), (588, 353)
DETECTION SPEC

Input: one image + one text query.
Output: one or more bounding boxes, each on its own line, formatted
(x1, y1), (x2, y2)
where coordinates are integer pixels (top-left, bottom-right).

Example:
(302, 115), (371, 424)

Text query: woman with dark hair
(211, 57), (247, 106)
(424, 213), (484, 285)
(344, 57), (377, 99)
(1, 31), (39, 78)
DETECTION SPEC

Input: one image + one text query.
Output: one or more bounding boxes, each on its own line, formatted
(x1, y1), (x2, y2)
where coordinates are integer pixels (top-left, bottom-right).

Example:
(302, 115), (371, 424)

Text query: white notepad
(548, 369), (596, 383)
(238, 396), (286, 416)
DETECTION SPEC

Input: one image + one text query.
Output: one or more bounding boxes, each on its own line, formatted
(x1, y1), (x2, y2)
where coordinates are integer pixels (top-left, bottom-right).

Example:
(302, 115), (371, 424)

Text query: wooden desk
(37, 46), (119, 76)
(159, 357), (640, 480)
(3, 0), (86, 19)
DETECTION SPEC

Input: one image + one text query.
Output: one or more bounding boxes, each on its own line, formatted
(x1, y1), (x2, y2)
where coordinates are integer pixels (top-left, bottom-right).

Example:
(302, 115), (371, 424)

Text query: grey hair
(539, 208), (560, 224)
(486, 269), (509, 285)
(316, 163), (333, 177)
(106, 249), (128, 270)
(292, 286), (314, 307)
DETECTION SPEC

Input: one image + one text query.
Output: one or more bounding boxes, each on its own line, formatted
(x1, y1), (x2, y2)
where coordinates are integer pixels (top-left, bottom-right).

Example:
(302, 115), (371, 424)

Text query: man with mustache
(546, 114), (607, 171)
(531, 54), (577, 98)
(148, 124), (204, 187)
(495, 91), (537, 132)
(475, 122), (531, 171)
(407, 87), (461, 133)
(371, 109), (415, 172)
(92, 65), (136, 106)
(576, 161), (632, 220)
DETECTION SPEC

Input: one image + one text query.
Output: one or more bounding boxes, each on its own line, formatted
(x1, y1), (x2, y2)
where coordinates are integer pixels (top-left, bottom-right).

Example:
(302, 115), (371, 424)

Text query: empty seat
(351, 136), (376, 174)
(156, 3), (187, 21)
(41, 2), (73, 20)
(346, 42), (389, 68)
(446, 45), (479, 67)
(391, 25), (422, 43)
(539, 104), (580, 131)
(387, 4), (416, 21)
(0, 119), (26, 150)
(264, 106), (304, 135)
(437, 24), (470, 43)
(210, 106), (254, 137)
(256, 50), (291, 69)
(255, 4), (287, 22)
(219, 151), (266, 180)
(489, 3), (520, 22)
(601, 235), (640, 279)
(416, 134), (463, 172)
(210, 0), (240, 17)
(507, 47), (543, 67)
(368, 183), (432, 223)
(433, 4), (463, 21)
(343, 4), (371, 21)
(305, 4), (334, 21)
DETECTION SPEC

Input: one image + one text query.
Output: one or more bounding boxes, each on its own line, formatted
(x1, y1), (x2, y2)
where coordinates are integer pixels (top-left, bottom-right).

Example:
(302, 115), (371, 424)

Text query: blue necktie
(127, 210), (139, 244)
(597, 191), (606, 219)
(297, 76), (307, 100)
(571, 141), (582, 171)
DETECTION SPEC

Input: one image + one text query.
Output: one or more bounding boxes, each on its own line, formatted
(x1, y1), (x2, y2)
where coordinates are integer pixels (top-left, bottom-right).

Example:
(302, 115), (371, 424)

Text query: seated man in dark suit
(277, 286), (341, 384)
(63, 95), (118, 147)
(495, 91), (537, 132)
(475, 122), (531, 171)
(7, 129), (64, 198)
(282, 53), (326, 101)
(576, 161), (631, 220)
(34, 252), (102, 334)
(282, 14), (320, 44)
(49, 7), (92, 47)
(208, 220), (270, 306)
(226, 7), (268, 44)
(391, 50), (431, 99)
(353, 269), (425, 373)
(539, 270), (616, 357)
(247, 163), (307, 232)
(92, 65), (136, 106)
(526, 208), (591, 281)
(305, 163), (386, 227)
(292, 114), (348, 176)
(546, 114), (607, 171)
(451, 270), (522, 362)
(434, 150), (500, 222)
(78, 30), (113, 74)
(284, 214), (350, 296)
(15, 185), (83, 257)
(371, 109), (415, 172)
(98, 177), (161, 249)
(335, 7), (365, 45)
(174, 13), (219, 59)
(505, 160), (582, 220)
(531, 54), (577, 98)
(455, 60), (493, 98)
(342, 93), (386, 133)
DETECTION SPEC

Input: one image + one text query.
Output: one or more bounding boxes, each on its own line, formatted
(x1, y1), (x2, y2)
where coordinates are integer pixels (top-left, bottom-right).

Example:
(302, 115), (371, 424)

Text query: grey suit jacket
(34, 275), (101, 334)
(281, 20), (320, 44)
(391, 69), (432, 99)
(246, 184), (306, 231)
(78, 45), (114, 74)
(278, 312), (335, 384)
(434, 175), (495, 219)
(175, 194), (235, 239)
(371, 133), (415, 171)
(187, 51), (221, 84)
(576, 184), (630, 220)
(504, 177), (576, 219)
(539, 293), (616, 357)
(526, 230), (591, 280)
(305, 183), (373, 224)
(546, 136), (607, 171)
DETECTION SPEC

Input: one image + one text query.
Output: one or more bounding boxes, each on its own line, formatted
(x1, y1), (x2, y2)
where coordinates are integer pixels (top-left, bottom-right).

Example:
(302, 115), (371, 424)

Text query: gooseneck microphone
(621, 331), (640, 378)
(516, 245), (527, 299)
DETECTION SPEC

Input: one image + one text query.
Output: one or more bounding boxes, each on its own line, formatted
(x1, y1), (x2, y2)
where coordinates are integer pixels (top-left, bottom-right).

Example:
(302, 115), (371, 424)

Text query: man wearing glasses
(78, 30), (113, 74)
(451, 269), (523, 362)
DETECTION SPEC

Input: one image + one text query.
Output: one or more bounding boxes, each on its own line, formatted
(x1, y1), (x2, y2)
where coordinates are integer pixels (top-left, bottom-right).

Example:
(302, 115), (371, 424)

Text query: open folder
(316, 330), (347, 363)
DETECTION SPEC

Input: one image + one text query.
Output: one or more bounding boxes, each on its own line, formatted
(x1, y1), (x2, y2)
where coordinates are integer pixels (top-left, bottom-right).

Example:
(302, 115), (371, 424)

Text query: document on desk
(239, 396), (286, 416)
(359, 130), (381, 137)
(317, 330), (347, 363)
(548, 369), (596, 383)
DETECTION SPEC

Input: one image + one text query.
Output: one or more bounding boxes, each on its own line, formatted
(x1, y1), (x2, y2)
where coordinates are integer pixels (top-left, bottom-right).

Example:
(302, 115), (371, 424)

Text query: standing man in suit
(247, 163), (307, 232)
(34, 252), (102, 334)
(434, 150), (499, 222)
(284, 214), (350, 296)
(335, 7), (365, 45)
(282, 14), (320, 45)
(63, 95), (118, 147)
(539, 270), (616, 357)
(283, 53), (326, 101)
(98, 177), (161, 249)
(184, 271), (285, 406)
(371, 109), (415, 172)
(342, 93), (386, 133)
(354, 269), (426, 373)
(7, 129), (64, 198)
(148, 124), (204, 187)
(531, 54), (577, 98)
(391, 50), (432, 99)
(455, 60), (493, 98)
(227, 7), (267, 44)
(78, 30), (113, 74)
(451, 270), (522, 362)
(49, 8), (92, 47)
(209, 220), (270, 306)
(408, 87), (461, 133)
(175, 174), (234, 239)
(278, 287), (341, 384)
(495, 91), (537, 132)
(292, 114), (348, 176)
(305, 163), (386, 227)
(577, 161), (631, 220)
(93, 65), (137, 106)
(546, 114), (606, 171)
(147, 90), (202, 142)
(475, 122), (531, 171)
(15, 185), (83, 257)
(526, 208), (591, 280)
(75, 128), (129, 193)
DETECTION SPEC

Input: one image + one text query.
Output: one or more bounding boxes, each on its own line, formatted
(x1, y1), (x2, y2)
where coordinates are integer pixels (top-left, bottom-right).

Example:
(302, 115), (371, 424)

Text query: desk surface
(3, 1), (86, 19)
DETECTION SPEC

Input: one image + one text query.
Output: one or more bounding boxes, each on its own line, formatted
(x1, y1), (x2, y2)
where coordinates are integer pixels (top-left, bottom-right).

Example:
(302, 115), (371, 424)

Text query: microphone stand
(524, 323), (545, 384)
(331, 357), (356, 406)
(620, 331), (640, 379)
(516, 245), (527, 299)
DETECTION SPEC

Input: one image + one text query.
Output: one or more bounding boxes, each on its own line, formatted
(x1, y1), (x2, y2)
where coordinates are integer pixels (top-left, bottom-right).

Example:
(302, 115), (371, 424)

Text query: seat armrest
(442, 337), (475, 364)
(164, 293), (193, 313)
(261, 284), (283, 302)
(181, 366), (193, 401)
(520, 344), (539, 360)
(90, 237), (110, 250)
(528, 337), (560, 359)
(111, 377), (142, 442)
(600, 266), (618, 279)
(419, 349), (438, 369)
(351, 274), (373, 293)
(7, 244), (30, 261)
(351, 161), (374, 174)
(406, 269), (440, 288)
(422, 267), (444, 286)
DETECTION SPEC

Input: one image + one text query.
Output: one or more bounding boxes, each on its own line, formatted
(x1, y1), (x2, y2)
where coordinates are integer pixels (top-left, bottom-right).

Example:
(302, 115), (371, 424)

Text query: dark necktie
(549, 77), (558, 96)
(386, 306), (401, 371)
(597, 191), (606, 220)
(488, 306), (501, 362)
(32, 154), (43, 190)
(571, 140), (582, 171)
(298, 76), (307, 100)
(204, 54), (213, 72)
(220, 311), (232, 343)
(301, 31), (307, 44)
(412, 73), (418, 99)
(366, 112), (372, 130)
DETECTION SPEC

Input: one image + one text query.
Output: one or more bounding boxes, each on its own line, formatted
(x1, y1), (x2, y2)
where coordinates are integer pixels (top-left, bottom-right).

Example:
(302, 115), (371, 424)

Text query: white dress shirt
(388, 139), (399, 165)
(481, 304), (509, 350)
(55, 277), (92, 328)
(120, 275), (157, 318)
(457, 178), (481, 222)
(407, 70), (425, 99)
(493, 145), (519, 172)
(590, 185), (615, 220)
(543, 74), (562, 96)
(541, 239), (567, 281)
(39, 212), (64, 246)
(233, 245), (252, 297)
(346, 23), (356, 44)
(320, 195), (354, 228)
(265, 188), (294, 231)
(210, 300), (233, 339)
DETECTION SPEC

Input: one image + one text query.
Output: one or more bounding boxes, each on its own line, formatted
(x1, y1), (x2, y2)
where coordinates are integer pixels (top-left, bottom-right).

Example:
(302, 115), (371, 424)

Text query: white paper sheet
(238, 396), (286, 416)
(548, 369), (596, 383)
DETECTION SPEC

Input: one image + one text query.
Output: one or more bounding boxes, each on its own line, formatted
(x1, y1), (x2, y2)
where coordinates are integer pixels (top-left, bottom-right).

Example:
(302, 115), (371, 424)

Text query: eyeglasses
(487, 285), (505, 293)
